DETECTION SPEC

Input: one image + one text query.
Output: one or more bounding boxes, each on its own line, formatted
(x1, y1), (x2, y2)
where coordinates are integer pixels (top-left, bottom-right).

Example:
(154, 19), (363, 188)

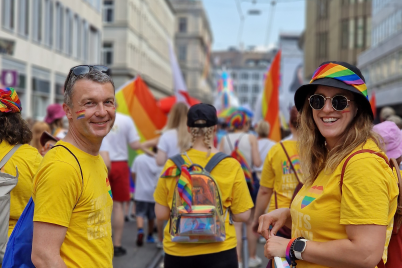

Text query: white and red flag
(168, 42), (191, 106)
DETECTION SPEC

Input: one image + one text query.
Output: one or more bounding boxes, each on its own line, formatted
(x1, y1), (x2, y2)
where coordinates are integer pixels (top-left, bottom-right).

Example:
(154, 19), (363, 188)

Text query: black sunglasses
(64, 65), (110, 90)
(308, 94), (353, 111)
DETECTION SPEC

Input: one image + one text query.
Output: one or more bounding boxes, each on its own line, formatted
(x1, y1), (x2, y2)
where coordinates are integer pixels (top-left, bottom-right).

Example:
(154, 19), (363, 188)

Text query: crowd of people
(1, 60), (402, 268)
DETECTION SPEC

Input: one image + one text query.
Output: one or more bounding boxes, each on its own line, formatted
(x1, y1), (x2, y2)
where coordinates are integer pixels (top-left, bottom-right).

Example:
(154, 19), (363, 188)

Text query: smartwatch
(293, 239), (308, 260)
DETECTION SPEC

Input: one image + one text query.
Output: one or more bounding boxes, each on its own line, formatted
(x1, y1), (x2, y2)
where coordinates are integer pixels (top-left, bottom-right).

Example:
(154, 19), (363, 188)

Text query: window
(317, 0), (328, 19)
(2, 0), (15, 30)
(18, 0), (29, 36)
(241, 97), (248, 104)
(231, 72), (237, 79)
(366, 17), (371, 48)
(341, 20), (348, 49)
(240, 85), (248, 93)
(241, 73), (249, 80)
(178, 45), (187, 61)
(317, 33), (328, 58)
(233, 85), (238, 93)
(55, 73), (65, 104)
(179, 17), (187, 33)
(252, 85), (259, 93)
(103, 0), (114, 22)
(89, 26), (99, 63)
(73, 15), (79, 57)
(32, 0), (42, 42)
(32, 67), (51, 120)
(252, 73), (260, 80)
(65, 9), (73, 55)
(44, 0), (53, 46)
(2, 58), (27, 115)
(56, 3), (64, 51)
(82, 20), (89, 61)
(349, 18), (355, 49)
(356, 17), (364, 48)
(102, 43), (113, 65)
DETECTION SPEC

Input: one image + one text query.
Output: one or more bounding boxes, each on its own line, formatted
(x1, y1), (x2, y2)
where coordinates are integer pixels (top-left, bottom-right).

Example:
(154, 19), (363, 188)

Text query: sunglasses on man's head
(64, 65), (110, 90)
(308, 94), (353, 111)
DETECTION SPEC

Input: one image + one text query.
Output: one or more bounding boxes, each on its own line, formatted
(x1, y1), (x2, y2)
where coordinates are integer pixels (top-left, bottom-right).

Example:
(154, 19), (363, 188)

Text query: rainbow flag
(115, 76), (167, 143)
(262, 50), (281, 142)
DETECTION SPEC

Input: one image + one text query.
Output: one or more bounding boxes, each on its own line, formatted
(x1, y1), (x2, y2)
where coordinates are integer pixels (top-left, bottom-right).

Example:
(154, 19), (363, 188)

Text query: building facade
(0, 0), (102, 120)
(169, 0), (214, 103)
(358, 0), (402, 111)
(212, 47), (276, 108)
(304, 0), (372, 80)
(102, 0), (175, 99)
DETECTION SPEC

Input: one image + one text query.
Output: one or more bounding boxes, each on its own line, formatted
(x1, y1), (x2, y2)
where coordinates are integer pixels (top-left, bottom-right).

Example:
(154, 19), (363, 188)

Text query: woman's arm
(156, 149), (168, 166)
(249, 135), (262, 167)
(253, 186), (273, 231)
(265, 224), (386, 268)
(232, 209), (251, 222)
(155, 203), (170, 220)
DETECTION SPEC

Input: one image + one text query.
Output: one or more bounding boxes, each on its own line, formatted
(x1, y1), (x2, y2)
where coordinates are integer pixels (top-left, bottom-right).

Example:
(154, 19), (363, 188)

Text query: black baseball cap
(294, 61), (373, 120)
(187, 103), (218, 128)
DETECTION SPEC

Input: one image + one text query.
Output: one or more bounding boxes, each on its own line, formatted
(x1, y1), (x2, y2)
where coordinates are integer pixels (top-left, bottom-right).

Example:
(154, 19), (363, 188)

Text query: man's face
(64, 79), (115, 142)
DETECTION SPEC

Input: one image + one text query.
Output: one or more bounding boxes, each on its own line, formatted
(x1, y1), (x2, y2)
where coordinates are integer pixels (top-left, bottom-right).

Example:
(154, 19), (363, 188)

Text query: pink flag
(168, 42), (191, 106)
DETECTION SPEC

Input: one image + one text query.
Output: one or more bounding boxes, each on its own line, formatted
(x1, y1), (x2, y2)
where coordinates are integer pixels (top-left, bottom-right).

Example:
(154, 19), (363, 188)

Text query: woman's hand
(264, 236), (289, 259)
(257, 208), (290, 240)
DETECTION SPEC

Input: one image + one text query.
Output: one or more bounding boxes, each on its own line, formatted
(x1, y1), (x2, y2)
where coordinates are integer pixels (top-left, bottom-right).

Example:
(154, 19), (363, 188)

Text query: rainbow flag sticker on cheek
(76, 110), (85, 119)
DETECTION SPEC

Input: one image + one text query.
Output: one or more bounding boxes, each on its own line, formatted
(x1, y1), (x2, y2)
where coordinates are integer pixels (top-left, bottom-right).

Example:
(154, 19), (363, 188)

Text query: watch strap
(294, 239), (308, 260)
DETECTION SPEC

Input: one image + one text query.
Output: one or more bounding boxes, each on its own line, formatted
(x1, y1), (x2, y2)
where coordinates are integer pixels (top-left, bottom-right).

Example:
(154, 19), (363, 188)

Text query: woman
(253, 107), (301, 238)
(258, 61), (398, 268)
(44, 103), (67, 138)
(0, 88), (42, 236)
(254, 120), (276, 176)
(219, 111), (262, 267)
(30, 121), (51, 152)
(156, 102), (192, 166)
(154, 103), (253, 268)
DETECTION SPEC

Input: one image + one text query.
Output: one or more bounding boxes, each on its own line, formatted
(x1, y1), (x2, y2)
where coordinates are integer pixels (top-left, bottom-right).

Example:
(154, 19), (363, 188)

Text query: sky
(202, 0), (306, 51)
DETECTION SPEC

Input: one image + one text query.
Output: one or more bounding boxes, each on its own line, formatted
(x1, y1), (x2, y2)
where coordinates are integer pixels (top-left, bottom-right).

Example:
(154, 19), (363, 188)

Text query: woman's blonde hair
(189, 120), (214, 157)
(298, 91), (382, 185)
(256, 120), (270, 138)
(166, 102), (191, 153)
(30, 121), (51, 152)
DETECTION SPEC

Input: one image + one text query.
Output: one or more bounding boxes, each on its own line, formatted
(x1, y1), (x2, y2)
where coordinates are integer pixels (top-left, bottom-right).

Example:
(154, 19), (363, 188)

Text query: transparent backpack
(163, 152), (231, 243)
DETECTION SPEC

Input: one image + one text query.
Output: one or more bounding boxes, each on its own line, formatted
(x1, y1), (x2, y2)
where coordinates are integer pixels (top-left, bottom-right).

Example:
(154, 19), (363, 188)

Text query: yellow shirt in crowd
(0, 141), (42, 237)
(33, 140), (113, 268)
(260, 140), (301, 212)
(154, 148), (254, 256)
(290, 139), (399, 268)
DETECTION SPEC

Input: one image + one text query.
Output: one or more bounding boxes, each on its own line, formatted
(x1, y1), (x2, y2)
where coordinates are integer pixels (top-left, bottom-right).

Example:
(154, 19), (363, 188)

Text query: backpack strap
(340, 149), (390, 194)
(204, 152), (230, 173)
(170, 154), (185, 168)
(0, 144), (22, 169)
(225, 135), (234, 152)
(51, 145), (84, 209)
(279, 141), (301, 183)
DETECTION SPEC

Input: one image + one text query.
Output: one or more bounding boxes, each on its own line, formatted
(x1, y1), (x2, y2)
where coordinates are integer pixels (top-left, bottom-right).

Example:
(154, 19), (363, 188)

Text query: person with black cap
(257, 61), (398, 268)
(154, 103), (254, 268)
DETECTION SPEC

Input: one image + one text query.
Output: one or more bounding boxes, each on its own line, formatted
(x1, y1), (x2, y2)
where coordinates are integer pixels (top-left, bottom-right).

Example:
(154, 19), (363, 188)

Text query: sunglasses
(308, 94), (353, 111)
(64, 65), (110, 90)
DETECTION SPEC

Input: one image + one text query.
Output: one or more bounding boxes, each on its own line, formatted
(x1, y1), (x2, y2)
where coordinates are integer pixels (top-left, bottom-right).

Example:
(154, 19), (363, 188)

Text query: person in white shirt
(102, 111), (140, 257)
(156, 102), (191, 166)
(131, 147), (162, 247)
(254, 120), (276, 175)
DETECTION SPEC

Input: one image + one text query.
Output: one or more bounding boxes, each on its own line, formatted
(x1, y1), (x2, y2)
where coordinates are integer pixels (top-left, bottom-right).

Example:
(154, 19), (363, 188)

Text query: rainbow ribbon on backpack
(231, 140), (253, 189)
(161, 165), (200, 212)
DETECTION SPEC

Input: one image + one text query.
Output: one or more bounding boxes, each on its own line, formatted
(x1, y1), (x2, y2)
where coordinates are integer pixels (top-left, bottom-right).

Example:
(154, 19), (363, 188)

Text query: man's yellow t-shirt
(0, 141), (42, 237)
(290, 139), (398, 268)
(33, 141), (113, 268)
(154, 148), (254, 256)
(260, 140), (301, 212)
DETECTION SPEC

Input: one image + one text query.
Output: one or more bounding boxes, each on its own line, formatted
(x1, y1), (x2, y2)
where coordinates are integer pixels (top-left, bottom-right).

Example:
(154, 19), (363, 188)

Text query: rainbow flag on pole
(115, 76), (167, 142)
(262, 50), (281, 142)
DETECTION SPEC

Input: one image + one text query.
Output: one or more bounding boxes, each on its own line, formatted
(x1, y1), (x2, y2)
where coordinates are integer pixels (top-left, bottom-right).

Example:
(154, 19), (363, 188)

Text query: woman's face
(312, 85), (358, 148)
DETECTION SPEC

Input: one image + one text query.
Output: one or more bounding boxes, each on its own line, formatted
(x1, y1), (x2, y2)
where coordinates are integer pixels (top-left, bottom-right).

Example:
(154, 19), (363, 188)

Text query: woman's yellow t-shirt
(260, 140), (302, 212)
(33, 141), (113, 268)
(154, 148), (254, 257)
(290, 139), (399, 268)
(0, 141), (42, 237)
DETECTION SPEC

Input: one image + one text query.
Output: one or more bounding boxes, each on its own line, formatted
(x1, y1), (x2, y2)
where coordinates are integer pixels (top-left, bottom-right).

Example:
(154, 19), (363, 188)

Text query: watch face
(294, 240), (306, 252)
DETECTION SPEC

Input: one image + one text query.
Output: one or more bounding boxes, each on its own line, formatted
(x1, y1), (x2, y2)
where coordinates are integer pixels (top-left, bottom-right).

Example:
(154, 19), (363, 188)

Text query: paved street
(113, 220), (269, 268)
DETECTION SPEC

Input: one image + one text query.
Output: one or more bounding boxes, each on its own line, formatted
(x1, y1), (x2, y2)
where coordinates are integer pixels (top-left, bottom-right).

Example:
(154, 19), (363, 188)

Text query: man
(102, 109), (141, 256)
(31, 66), (115, 268)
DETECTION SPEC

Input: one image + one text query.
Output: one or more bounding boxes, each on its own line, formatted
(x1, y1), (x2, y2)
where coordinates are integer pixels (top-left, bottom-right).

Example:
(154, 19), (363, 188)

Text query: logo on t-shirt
(301, 185), (323, 209)
(106, 178), (113, 199)
(282, 155), (301, 175)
